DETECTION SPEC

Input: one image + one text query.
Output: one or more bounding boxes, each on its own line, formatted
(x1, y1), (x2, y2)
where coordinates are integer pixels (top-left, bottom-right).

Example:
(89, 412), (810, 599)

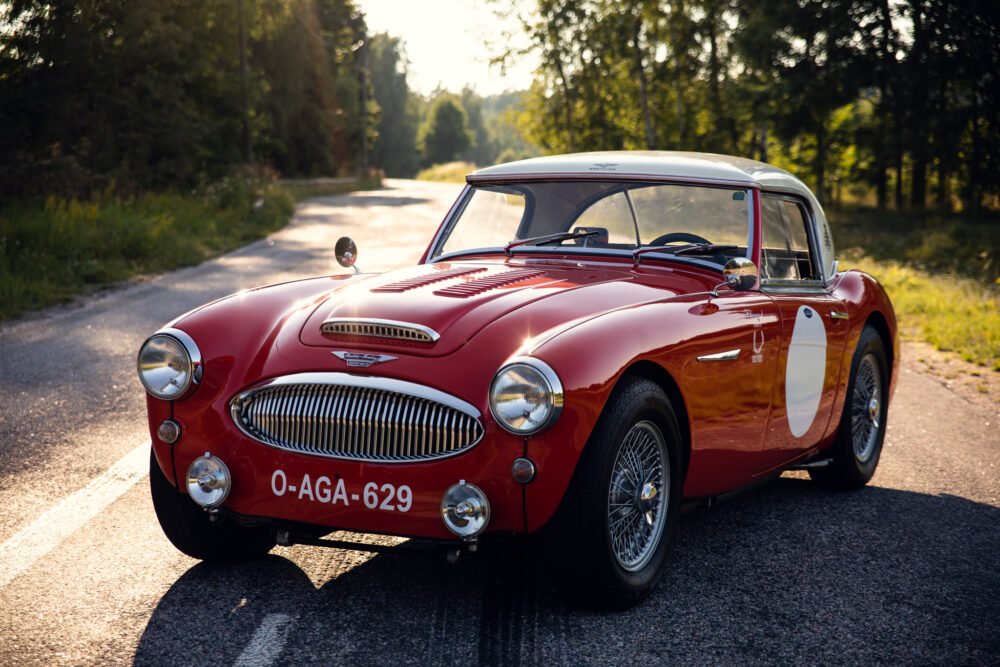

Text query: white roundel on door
(785, 305), (827, 437)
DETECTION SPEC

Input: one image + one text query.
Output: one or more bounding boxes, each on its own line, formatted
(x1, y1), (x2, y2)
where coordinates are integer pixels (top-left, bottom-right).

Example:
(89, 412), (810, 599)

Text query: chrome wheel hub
(851, 354), (883, 462)
(607, 421), (669, 572)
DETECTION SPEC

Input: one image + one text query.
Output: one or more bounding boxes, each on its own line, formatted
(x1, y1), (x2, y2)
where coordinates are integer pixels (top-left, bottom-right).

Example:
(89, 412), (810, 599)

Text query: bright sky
(357, 0), (538, 97)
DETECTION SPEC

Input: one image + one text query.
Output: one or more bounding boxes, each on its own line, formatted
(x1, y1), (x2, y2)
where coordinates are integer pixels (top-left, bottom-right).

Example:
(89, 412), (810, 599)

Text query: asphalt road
(1, 179), (997, 666)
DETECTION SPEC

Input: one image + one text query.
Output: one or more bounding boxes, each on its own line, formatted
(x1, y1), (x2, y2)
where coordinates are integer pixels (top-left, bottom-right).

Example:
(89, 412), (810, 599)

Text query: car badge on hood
(332, 351), (398, 368)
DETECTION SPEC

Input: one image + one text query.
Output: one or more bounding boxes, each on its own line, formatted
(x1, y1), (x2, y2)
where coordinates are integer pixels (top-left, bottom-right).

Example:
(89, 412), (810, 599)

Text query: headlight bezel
(488, 357), (564, 436)
(137, 328), (203, 400)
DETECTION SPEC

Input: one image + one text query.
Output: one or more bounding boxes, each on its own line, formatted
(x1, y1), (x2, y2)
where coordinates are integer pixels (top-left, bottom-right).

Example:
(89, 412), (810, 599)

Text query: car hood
(299, 259), (710, 357)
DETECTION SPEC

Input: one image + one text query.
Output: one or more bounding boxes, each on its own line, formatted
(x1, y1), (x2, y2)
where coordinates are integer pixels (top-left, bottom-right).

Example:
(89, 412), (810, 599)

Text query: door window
(760, 195), (818, 282)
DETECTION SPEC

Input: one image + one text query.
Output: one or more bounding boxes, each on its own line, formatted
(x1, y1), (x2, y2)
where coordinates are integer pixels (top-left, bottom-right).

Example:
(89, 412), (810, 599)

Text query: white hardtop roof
(469, 150), (836, 282)
(470, 150), (807, 193)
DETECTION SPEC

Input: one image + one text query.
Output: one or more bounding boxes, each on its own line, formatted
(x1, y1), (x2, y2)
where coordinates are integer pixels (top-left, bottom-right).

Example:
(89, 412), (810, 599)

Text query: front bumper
(150, 405), (526, 541)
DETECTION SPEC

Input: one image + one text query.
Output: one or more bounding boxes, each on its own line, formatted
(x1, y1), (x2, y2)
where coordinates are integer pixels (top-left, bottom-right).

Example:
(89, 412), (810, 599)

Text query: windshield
(431, 181), (752, 267)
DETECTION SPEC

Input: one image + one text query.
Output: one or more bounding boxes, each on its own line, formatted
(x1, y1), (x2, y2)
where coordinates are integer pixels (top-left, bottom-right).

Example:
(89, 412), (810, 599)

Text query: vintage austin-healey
(138, 152), (897, 608)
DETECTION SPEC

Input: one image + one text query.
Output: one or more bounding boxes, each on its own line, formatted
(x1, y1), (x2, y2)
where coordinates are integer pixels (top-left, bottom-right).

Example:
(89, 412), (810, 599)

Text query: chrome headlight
(489, 358), (563, 435)
(137, 328), (202, 400)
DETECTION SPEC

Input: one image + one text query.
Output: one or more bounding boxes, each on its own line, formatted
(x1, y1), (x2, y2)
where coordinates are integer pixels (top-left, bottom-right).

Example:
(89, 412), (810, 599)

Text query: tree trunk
(553, 54), (576, 152)
(632, 16), (655, 149)
(937, 159), (950, 212)
(894, 111), (904, 209)
(908, 0), (928, 208)
(706, 3), (722, 149)
(874, 0), (893, 210)
(815, 119), (827, 204)
(968, 85), (981, 215)
(672, 0), (686, 146)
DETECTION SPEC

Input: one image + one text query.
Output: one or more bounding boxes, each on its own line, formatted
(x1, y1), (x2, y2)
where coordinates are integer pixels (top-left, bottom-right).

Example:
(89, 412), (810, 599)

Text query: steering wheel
(647, 232), (712, 246)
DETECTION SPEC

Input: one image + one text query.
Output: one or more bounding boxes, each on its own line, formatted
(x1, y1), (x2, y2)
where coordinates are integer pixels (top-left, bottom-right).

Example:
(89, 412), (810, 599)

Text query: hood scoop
(321, 318), (440, 343)
(373, 266), (486, 293)
(434, 268), (547, 298)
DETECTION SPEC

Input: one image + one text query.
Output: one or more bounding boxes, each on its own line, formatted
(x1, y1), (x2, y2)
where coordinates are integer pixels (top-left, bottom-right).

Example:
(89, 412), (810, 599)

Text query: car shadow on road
(133, 478), (1000, 666)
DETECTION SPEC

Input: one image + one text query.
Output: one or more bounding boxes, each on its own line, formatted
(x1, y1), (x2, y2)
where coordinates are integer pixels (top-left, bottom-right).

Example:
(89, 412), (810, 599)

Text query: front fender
(515, 295), (715, 532)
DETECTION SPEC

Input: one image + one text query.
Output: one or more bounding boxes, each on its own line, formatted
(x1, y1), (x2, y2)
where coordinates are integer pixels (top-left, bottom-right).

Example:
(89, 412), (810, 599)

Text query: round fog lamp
(441, 481), (490, 538)
(186, 453), (231, 508)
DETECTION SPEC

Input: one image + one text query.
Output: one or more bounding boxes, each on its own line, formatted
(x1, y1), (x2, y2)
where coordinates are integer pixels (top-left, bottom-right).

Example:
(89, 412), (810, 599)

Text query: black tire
(810, 325), (889, 490)
(548, 376), (683, 610)
(149, 450), (276, 561)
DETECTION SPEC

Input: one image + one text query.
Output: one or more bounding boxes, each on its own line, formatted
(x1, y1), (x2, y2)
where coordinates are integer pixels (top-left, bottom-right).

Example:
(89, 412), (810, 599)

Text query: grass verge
(280, 175), (382, 202)
(415, 161), (476, 183)
(0, 174), (295, 322)
(838, 254), (1000, 371)
(0, 173), (386, 322)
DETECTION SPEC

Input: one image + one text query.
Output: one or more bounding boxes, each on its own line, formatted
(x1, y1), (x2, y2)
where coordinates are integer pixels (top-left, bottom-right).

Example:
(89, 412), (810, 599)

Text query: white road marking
(0, 442), (149, 589)
(233, 613), (296, 667)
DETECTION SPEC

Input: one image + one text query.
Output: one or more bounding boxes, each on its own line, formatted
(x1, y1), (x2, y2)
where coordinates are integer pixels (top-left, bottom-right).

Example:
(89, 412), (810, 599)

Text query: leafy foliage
(368, 34), (420, 177)
(0, 0), (373, 197)
(419, 95), (473, 166)
(502, 0), (1000, 212)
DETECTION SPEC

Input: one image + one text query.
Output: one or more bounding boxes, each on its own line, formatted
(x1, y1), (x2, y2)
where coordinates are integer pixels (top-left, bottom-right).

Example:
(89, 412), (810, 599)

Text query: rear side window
(760, 195), (817, 282)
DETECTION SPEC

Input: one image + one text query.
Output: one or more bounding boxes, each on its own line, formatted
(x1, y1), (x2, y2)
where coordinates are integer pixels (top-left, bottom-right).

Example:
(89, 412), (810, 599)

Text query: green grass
(828, 207), (1000, 284)
(0, 175), (295, 321)
(831, 208), (1000, 370)
(415, 161), (476, 183)
(280, 175), (383, 202)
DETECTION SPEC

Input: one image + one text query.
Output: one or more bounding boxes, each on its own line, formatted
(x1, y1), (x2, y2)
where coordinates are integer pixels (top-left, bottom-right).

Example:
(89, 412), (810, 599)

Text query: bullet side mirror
(335, 237), (359, 274)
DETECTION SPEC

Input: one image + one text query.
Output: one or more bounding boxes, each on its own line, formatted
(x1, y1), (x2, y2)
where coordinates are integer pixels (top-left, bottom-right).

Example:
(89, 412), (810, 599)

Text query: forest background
(1, 0), (998, 373)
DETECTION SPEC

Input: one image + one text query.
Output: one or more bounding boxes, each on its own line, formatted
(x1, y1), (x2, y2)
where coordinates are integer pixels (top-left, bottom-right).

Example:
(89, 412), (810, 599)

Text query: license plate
(270, 469), (412, 512)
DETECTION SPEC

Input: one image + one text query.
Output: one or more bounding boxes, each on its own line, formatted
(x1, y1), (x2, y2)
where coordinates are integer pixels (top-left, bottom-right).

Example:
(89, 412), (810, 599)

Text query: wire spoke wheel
(606, 420), (669, 572)
(851, 353), (882, 463)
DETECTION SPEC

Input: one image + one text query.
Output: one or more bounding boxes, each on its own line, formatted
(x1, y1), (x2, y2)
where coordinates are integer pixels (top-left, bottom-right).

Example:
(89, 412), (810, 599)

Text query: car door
(757, 194), (850, 470)
(673, 287), (781, 497)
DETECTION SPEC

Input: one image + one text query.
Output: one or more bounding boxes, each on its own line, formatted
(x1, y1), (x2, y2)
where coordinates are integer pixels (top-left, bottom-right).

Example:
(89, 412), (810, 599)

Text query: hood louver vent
(372, 266), (486, 293)
(434, 269), (546, 298)
(321, 318), (440, 342)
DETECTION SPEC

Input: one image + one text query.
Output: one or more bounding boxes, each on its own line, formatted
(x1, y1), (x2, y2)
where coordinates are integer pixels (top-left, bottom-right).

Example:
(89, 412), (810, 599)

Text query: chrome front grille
(320, 318), (439, 343)
(230, 373), (483, 462)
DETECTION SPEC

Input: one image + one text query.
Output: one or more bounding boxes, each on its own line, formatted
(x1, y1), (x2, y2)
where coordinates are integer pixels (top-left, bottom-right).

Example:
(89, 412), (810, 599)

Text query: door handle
(829, 311), (849, 320)
(697, 349), (741, 362)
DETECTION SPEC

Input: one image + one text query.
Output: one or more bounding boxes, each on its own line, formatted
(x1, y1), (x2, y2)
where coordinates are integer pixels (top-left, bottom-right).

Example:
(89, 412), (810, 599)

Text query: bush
(0, 169), (294, 321)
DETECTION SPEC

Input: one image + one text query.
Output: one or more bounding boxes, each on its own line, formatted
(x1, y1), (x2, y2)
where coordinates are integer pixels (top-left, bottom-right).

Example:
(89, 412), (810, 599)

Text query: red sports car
(138, 152), (897, 609)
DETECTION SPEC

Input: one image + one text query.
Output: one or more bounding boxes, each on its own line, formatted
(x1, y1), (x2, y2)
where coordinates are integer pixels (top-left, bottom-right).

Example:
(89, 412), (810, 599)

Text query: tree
(419, 95), (472, 165)
(459, 87), (494, 165)
(368, 33), (419, 176)
(0, 0), (371, 195)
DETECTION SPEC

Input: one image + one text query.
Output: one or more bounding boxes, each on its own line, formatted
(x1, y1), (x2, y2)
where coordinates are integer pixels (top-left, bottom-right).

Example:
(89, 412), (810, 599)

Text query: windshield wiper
(504, 230), (601, 257)
(672, 243), (739, 256)
(632, 243), (739, 266)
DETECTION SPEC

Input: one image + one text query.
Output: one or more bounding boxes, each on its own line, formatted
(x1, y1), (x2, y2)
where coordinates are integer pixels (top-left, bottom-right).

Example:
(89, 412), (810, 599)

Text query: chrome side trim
(321, 317), (441, 343)
(696, 349), (741, 362)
